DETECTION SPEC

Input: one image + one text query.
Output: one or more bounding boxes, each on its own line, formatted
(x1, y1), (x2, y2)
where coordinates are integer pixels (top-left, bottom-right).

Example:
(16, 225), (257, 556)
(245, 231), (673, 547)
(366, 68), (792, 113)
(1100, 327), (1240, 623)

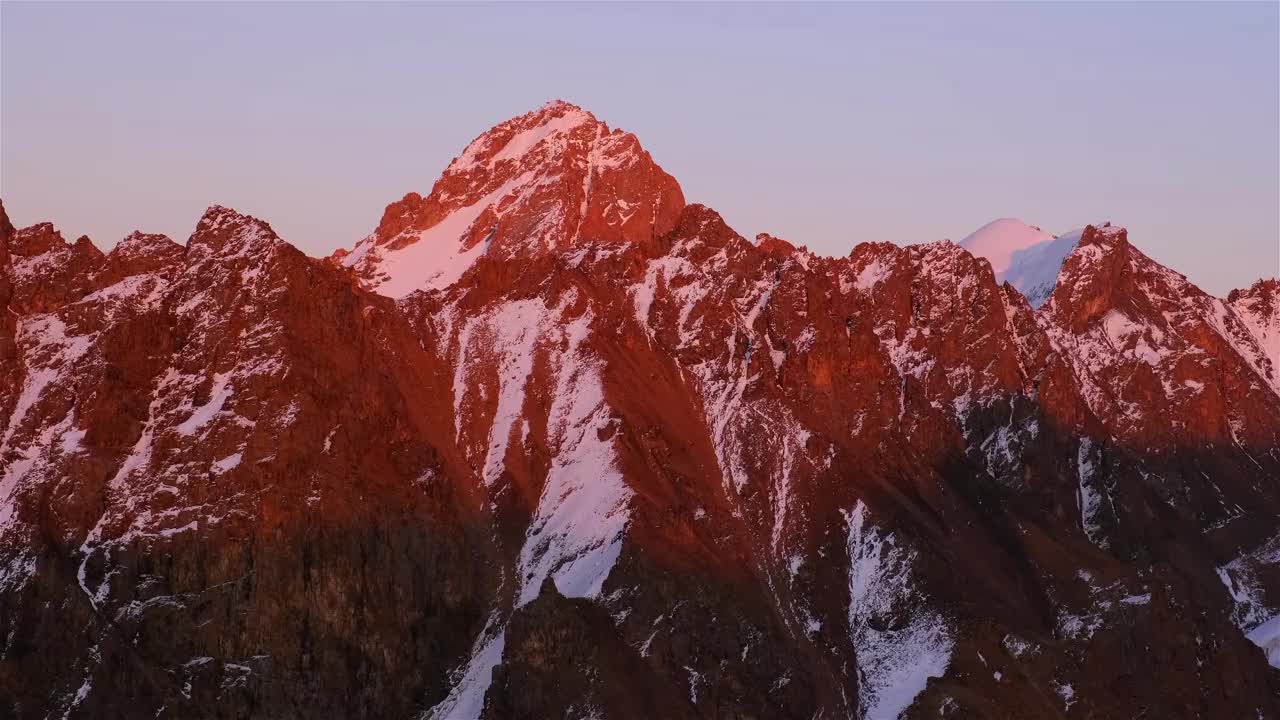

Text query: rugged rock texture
(1, 103), (1278, 719)
(335, 100), (685, 298)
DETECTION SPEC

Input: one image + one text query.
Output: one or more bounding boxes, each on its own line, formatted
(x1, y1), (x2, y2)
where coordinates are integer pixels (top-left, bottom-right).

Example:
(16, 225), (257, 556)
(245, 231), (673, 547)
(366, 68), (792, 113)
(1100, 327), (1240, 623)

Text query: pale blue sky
(2, 1), (1276, 294)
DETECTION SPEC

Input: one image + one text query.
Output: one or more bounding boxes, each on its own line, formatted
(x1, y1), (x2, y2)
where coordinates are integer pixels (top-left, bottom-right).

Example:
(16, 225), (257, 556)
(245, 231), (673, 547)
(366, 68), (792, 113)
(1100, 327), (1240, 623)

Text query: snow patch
(176, 372), (233, 436)
(854, 258), (891, 291)
(843, 501), (953, 720)
(1216, 533), (1280, 666)
(1075, 438), (1109, 549)
(1245, 614), (1280, 669)
(453, 300), (547, 488)
(424, 613), (506, 720)
(516, 308), (632, 606)
(353, 169), (538, 298)
(212, 452), (242, 474)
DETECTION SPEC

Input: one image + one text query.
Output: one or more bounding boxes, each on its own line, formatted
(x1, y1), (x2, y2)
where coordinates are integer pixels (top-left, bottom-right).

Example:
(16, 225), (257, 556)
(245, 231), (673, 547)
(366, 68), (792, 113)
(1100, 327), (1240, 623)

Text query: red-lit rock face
(1039, 224), (1280, 448)
(334, 100), (685, 298)
(2, 105), (1279, 720)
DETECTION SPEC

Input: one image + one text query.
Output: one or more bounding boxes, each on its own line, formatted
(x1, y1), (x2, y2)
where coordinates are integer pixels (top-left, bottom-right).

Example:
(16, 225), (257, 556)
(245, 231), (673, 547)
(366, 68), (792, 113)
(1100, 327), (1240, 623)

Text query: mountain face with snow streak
(3, 102), (1279, 720)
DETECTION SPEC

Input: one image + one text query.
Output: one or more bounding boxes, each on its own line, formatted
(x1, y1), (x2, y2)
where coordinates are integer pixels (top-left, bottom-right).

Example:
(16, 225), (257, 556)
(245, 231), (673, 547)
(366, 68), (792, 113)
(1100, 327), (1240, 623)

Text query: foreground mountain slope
(0, 204), (500, 718)
(1, 103), (1278, 719)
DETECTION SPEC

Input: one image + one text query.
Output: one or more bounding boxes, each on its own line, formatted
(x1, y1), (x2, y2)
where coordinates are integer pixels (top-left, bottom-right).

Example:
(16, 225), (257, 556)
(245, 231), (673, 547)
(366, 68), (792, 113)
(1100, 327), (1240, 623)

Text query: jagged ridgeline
(1, 102), (1278, 719)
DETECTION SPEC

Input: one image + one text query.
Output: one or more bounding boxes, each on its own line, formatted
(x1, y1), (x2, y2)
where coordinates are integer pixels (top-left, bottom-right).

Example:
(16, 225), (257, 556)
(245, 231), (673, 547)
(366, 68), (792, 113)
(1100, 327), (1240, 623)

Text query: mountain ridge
(1, 102), (1279, 720)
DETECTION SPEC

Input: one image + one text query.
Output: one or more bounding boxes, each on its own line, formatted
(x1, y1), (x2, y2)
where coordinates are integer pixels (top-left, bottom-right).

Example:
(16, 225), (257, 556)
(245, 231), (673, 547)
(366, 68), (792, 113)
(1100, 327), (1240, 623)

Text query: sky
(2, 1), (1277, 295)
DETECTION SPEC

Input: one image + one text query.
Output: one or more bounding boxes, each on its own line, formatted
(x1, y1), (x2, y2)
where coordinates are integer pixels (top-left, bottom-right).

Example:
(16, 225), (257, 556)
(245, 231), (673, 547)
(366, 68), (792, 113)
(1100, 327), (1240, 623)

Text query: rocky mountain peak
(1043, 223), (1131, 332)
(372, 191), (430, 245)
(336, 101), (685, 298)
(9, 222), (67, 257)
(1229, 277), (1280, 308)
(112, 231), (182, 261)
(444, 99), (599, 176)
(1033, 221), (1280, 447)
(1227, 277), (1280, 383)
(5, 222), (103, 314)
(187, 205), (285, 264)
(1076, 221), (1123, 247)
(100, 232), (184, 285)
(754, 233), (801, 259)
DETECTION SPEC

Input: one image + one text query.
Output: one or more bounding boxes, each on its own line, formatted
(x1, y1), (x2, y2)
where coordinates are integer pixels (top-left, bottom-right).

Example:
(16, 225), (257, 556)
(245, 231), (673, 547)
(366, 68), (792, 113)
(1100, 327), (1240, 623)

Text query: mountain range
(2, 100), (1278, 719)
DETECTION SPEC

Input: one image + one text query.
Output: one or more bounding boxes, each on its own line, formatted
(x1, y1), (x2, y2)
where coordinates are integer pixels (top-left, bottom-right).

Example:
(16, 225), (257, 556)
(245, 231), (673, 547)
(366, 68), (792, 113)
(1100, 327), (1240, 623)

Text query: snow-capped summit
(959, 218), (1054, 274)
(960, 218), (1079, 308)
(335, 100), (685, 298)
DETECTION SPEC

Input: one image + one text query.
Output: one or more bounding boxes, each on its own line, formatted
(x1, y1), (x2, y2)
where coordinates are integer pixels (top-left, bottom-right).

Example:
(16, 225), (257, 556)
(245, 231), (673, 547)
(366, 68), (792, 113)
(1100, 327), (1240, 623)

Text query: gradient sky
(3, 1), (1277, 295)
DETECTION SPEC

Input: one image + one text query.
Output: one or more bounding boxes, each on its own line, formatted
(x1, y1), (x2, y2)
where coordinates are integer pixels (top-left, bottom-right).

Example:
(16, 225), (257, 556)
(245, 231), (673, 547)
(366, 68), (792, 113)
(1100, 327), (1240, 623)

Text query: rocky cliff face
(2, 102), (1278, 719)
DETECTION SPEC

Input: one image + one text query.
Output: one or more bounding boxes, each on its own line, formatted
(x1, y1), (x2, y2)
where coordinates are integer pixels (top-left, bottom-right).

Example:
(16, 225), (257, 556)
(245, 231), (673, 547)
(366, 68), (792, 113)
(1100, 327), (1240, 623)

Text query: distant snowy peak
(1002, 230), (1081, 309)
(959, 218), (1054, 275)
(336, 100), (684, 298)
(960, 218), (1080, 308)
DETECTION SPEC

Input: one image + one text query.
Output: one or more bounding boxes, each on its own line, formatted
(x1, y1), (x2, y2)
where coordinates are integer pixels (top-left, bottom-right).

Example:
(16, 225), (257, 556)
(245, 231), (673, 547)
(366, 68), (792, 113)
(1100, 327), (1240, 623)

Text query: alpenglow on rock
(2, 103), (1279, 720)
(335, 100), (685, 298)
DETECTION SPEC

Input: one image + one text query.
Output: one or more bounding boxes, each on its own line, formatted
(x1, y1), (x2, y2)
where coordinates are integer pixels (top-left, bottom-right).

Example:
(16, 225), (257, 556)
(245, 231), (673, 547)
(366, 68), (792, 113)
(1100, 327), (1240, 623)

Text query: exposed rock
(2, 102), (1278, 720)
